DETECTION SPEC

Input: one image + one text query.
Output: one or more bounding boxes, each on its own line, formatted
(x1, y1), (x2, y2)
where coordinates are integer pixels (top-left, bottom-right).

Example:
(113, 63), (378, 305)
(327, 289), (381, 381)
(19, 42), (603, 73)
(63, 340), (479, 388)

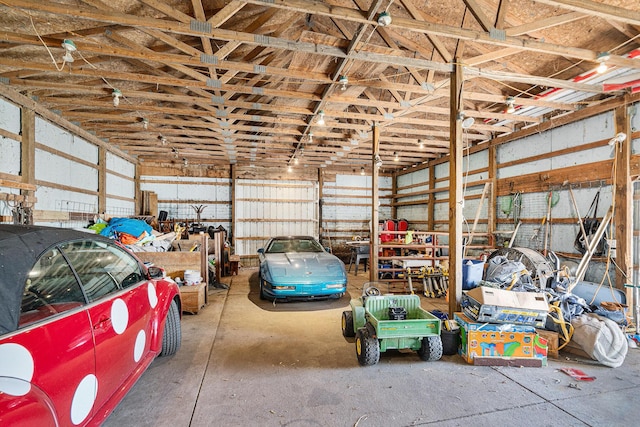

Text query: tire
(355, 327), (380, 366)
(341, 311), (355, 337)
(259, 277), (267, 300)
(160, 299), (181, 356)
(417, 335), (443, 361)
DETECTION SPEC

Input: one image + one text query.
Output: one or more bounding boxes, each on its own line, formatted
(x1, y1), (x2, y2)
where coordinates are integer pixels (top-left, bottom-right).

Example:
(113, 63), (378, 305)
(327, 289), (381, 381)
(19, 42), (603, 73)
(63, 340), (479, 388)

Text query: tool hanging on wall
(568, 186), (590, 251)
(500, 191), (521, 222)
(574, 188), (606, 256)
(5, 194), (34, 225)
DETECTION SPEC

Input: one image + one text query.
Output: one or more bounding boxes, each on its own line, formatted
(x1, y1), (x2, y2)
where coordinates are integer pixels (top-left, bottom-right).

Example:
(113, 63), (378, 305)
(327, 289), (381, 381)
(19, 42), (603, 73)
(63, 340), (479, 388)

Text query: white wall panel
(106, 151), (135, 177)
(106, 172), (134, 199)
(105, 197), (135, 216)
(500, 159), (552, 179)
(498, 132), (551, 164)
(35, 149), (98, 191)
(0, 98), (21, 179)
(235, 179), (318, 256)
(35, 119), (98, 163)
(34, 188), (98, 211)
(397, 168), (429, 188)
(0, 98), (21, 134)
(140, 176), (231, 219)
(0, 137), (20, 175)
(551, 146), (613, 169)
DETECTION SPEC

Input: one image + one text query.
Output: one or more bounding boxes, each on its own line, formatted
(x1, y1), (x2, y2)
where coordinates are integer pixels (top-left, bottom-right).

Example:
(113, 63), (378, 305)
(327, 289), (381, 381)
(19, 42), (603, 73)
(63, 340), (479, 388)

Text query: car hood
(264, 253), (346, 283)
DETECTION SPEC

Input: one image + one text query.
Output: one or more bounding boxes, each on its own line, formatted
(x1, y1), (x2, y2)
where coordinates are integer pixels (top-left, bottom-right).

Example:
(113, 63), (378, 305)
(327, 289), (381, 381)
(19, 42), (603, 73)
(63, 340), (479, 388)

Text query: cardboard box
(180, 282), (206, 314)
(536, 329), (559, 359)
(454, 313), (547, 366)
(461, 286), (549, 328)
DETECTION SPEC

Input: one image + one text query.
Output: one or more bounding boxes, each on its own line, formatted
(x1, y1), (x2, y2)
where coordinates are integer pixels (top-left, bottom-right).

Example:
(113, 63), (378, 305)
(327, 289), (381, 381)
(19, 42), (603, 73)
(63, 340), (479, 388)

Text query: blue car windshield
(266, 239), (324, 253)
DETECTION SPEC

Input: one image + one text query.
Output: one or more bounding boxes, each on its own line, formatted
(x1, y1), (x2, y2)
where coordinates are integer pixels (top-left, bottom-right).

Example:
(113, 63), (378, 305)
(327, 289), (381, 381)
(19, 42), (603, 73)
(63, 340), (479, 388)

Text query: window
(61, 240), (145, 302)
(19, 248), (85, 328)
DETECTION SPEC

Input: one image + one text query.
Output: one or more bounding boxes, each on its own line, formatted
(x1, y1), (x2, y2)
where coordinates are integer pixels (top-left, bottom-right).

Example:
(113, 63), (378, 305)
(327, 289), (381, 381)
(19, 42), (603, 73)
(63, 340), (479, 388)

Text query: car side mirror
(147, 266), (164, 279)
(257, 248), (264, 254)
(324, 247), (332, 253)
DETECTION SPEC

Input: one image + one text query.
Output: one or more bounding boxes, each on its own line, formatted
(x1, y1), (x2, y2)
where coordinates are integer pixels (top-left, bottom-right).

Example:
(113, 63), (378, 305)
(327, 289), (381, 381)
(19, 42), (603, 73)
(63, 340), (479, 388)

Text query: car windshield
(266, 238), (324, 253)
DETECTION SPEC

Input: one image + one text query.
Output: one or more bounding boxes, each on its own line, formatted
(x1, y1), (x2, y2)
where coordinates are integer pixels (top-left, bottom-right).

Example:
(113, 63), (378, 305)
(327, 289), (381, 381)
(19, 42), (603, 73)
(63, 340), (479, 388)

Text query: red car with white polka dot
(0, 225), (182, 426)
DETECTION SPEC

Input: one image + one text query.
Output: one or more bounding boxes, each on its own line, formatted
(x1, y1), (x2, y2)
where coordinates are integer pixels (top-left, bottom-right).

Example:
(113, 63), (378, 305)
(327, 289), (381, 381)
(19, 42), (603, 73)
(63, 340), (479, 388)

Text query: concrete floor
(105, 267), (640, 427)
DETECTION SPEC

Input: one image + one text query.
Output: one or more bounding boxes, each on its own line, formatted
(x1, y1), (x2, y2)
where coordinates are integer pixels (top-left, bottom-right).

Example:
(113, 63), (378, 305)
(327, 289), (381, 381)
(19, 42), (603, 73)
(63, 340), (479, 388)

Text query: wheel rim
(356, 337), (362, 355)
(341, 315), (346, 331)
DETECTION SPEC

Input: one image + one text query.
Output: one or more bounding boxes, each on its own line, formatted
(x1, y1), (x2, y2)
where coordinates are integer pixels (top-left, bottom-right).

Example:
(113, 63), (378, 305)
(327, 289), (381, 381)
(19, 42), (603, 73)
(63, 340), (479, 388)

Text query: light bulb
(287, 165), (293, 173)
(112, 88), (122, 107)
(394, 152), (399, 161)
(505, 96), (516, 114)
(360, 166), (365, 175)
(62, 52), (74, 63)
(294, 157), (299, 165)
(419, 140), (424, 149)
(142, 118), (149, 129)
(377, 11), (392, 26)
(596, 52), (610, 74)
(317, 111), (325, 126)
(61, 39), (77, 52)
(597, 62), (608, 74)
(339, 75), (348, 91)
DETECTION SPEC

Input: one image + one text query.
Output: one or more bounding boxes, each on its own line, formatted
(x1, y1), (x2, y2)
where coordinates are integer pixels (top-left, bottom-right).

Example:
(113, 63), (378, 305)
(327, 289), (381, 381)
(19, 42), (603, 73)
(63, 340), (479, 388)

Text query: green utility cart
(342, 285), (443, 366)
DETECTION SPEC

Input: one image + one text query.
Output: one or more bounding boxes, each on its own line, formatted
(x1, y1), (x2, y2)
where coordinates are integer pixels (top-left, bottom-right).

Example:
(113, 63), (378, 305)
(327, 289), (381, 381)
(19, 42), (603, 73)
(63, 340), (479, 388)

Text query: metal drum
(486, 247), (554, 289)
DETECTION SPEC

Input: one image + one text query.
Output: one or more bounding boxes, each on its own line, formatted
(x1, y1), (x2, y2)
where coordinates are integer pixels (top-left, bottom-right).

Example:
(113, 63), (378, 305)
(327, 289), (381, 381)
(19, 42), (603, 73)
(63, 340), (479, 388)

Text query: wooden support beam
(428, 165), (435, 231)
(462, 0), (495, 32)
(494, 0), (508, 29)
(370, 123), (380, 282)
(0, 179), (36, 192)
(488, 144), (497, 247)
(99, 147), (107, 215)
(532, 0), (640, 26)
(613, 103), (632, 300)
(449, 59), (464, 317)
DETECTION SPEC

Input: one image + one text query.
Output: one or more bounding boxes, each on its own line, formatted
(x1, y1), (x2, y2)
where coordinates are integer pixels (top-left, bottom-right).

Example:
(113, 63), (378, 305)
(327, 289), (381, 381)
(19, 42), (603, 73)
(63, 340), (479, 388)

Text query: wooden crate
(180, 282), (206, 314)
(135, 251), (200, 281)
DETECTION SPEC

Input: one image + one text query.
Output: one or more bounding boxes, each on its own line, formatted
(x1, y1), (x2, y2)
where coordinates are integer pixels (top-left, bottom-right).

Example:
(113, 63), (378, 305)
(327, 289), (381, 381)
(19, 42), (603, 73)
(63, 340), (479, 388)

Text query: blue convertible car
(257, 236), (347, 301)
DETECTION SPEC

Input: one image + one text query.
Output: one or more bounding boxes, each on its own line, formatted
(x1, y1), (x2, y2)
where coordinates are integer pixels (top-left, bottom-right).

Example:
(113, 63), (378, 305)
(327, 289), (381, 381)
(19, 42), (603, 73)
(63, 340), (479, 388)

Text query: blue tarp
(99, 218), (153, 240)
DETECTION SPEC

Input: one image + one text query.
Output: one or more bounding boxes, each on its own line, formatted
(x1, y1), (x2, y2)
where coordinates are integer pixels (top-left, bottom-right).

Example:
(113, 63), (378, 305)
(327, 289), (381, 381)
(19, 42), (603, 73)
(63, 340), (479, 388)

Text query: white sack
(571, 313), (628, 368)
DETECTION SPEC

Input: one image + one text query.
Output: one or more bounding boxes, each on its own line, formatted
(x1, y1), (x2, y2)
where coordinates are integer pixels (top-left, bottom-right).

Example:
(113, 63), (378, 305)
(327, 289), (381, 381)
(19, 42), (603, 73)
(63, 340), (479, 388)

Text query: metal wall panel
(139, 175), (232, 232)
(106, 151), (135, 177)
(235, 179), (318, 256)
(35, 149), (98, 191)
(35, 118), (99, 163)
(1, 99), (24, 217)
(0, 97), (20, 134)
(106, 172), (134, 199)
(321, 174), (392, 243)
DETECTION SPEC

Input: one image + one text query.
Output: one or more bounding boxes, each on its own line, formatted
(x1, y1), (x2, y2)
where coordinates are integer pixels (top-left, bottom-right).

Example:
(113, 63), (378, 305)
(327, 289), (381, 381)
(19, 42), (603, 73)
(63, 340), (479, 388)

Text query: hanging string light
(112, 88), (122, 107)
(339, 75), (348, 91)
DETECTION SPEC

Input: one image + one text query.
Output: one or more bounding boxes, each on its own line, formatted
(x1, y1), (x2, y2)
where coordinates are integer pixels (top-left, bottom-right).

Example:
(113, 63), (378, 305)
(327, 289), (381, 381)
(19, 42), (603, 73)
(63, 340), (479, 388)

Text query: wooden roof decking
(1, 0), (640, 172)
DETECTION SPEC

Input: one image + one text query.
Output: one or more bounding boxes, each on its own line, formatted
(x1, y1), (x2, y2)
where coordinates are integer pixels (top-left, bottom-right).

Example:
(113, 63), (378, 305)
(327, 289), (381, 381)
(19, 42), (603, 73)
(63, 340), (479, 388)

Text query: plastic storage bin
(462, 259), (485, 290)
